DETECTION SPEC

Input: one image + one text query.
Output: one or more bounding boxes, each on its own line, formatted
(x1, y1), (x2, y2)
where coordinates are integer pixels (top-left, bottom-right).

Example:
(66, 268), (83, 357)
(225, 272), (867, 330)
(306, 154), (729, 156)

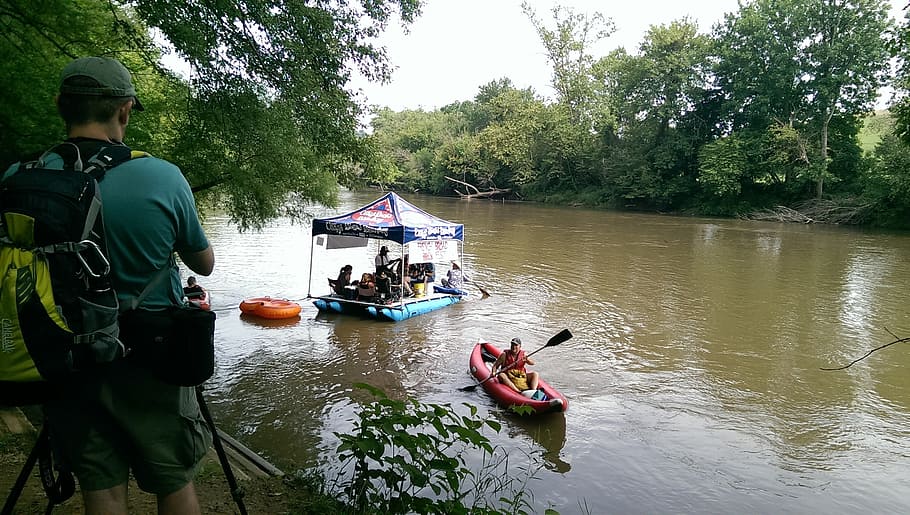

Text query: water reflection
(506, 413), (570, 473)
(239, 313), (302, 328)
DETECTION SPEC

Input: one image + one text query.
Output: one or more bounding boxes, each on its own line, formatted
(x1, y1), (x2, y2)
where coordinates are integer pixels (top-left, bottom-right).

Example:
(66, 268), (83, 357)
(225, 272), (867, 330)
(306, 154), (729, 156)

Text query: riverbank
(0, 407), (330, 514)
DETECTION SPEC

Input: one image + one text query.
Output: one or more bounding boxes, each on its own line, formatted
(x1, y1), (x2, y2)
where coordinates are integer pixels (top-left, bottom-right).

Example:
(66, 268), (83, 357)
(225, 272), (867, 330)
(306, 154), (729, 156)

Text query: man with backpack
(5, 56), (215, 514)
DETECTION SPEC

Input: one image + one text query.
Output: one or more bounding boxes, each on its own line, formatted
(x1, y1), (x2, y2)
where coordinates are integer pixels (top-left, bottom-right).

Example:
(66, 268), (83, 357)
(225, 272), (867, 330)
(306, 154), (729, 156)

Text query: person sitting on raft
(357, 272), (377, 301)
(441, 262), (464, 289)
(330, 264), (353, 295)
(492, 337), (539, 394)
(421, 262), (435, 282)
(375, 245), (403, 282)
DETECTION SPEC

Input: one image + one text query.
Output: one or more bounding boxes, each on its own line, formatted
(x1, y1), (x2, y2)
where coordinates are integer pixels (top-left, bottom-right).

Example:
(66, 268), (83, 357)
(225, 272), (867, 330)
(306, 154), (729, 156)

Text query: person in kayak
(492, 337), (539, 393)
(183, 276), (206, 299)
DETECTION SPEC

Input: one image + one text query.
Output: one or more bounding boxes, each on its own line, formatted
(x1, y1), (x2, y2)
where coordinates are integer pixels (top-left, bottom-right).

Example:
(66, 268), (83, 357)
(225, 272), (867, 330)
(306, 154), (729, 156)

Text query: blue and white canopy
(311, 192), (464, 244)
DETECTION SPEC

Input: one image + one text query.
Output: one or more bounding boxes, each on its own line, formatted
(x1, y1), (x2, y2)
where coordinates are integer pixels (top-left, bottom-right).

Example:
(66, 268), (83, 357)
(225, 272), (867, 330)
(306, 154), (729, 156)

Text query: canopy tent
(311, 192), (464, 243)
(307, 192), (465, 301)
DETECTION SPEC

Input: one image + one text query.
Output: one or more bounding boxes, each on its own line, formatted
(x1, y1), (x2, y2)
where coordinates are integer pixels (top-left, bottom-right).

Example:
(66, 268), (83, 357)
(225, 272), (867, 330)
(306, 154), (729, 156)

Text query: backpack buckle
(76, 240), (111, 278)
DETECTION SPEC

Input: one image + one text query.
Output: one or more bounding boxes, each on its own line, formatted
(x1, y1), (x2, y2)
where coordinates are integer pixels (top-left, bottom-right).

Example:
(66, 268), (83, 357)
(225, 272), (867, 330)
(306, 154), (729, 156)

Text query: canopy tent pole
(306, 236), (316, 298)
(398, 237), (405, 307)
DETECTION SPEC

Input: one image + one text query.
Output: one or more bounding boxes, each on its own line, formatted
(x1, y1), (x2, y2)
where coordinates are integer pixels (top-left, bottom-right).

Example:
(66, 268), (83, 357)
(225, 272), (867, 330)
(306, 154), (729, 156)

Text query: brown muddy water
(194, 190), (910, 514)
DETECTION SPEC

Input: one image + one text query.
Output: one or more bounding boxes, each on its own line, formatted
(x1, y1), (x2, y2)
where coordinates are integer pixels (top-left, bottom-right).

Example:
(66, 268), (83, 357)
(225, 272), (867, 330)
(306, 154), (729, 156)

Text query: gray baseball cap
(59, 56), (144, 111)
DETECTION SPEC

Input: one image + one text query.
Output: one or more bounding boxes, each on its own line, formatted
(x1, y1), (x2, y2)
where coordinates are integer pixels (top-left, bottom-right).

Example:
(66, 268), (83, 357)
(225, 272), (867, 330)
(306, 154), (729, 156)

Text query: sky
(349, 0), (906, 114)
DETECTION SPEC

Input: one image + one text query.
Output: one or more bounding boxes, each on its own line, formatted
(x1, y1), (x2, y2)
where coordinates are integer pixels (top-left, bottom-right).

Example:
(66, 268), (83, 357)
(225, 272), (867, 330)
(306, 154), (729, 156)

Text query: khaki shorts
(45, 360), (211, 495)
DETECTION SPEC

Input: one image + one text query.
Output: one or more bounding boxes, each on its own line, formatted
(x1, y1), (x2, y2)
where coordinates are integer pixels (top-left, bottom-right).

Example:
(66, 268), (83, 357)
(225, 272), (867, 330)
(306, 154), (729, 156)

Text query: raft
(468, 342), (568, 415)
(308, 192), (466, 322)
(313, 292), (461, 322)
(239, 297), (302, 319)
(187, 290), (211, 311)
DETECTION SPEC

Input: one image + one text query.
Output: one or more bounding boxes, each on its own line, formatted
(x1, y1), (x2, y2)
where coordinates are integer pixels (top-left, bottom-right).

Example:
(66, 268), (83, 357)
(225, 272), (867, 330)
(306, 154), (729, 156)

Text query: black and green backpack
(0, 142), (142, 406)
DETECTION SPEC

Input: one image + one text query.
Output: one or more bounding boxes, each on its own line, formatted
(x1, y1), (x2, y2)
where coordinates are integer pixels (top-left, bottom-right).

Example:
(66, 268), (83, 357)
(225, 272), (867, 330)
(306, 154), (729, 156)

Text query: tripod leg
(195, 386), (247, 515)
(2, 425), (45, 515)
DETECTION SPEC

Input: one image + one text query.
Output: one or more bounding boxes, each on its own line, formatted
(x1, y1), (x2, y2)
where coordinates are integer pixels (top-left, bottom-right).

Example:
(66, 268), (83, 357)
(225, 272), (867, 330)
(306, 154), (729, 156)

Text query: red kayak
(468, 342), (568, 415)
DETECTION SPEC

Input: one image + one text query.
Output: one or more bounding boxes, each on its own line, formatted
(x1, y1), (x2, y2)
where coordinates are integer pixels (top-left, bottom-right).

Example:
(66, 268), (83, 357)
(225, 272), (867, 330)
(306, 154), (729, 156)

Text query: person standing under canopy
(374, 245), (391, 275)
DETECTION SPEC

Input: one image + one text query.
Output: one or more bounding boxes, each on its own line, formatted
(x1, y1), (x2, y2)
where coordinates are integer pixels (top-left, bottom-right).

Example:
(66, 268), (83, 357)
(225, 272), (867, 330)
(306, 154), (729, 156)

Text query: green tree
(713, 0), (892, 199)
(864, 134), (910, 227)
(0, 0), (160, 163)
(521, 1), (613, 132)
(698, 135), (748, 198)
(370, 107), (467, 193)
(598, 19), (711, 207)
(473, 87), (551, 189)
(0, 0), (423, 229)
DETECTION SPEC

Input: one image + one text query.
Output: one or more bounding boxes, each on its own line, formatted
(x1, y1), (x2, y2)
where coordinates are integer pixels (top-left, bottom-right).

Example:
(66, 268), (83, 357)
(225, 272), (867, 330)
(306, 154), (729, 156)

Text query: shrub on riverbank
(2, 387), (556, 514)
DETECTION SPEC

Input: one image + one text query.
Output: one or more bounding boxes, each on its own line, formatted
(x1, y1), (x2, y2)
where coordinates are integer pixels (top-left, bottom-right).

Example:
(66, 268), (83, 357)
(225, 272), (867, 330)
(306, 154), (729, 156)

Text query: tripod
(2, 387), (247, 515)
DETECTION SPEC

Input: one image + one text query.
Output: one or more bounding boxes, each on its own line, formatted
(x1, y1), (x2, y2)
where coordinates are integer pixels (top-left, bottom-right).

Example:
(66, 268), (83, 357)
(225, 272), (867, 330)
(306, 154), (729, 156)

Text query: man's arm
(491, 355), (505, 375)
(179, 246), (214, 276)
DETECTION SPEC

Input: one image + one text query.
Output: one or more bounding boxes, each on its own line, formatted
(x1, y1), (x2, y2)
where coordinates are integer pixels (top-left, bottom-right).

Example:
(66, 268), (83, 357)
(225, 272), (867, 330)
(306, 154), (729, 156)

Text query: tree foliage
(712, 0), (892, 198)
(0, 0), (421, 229)
(370, 0), (909, 229)
(333, 384), (543, 515)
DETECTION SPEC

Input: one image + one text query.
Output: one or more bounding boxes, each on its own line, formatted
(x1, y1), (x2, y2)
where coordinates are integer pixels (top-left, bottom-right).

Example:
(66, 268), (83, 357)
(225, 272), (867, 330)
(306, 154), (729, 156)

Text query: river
(194, 190), (910, 514)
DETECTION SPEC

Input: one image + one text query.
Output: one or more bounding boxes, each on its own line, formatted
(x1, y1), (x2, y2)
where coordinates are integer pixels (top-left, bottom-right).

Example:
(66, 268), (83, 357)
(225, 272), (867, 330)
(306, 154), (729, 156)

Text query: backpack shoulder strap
(17, 142), (145, 179)
(83, 145), (135, 181)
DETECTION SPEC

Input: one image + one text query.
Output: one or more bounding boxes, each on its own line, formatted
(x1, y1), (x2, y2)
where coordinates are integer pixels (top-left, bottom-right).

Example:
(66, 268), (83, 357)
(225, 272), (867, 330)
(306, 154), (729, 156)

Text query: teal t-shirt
(3, 147), (209, 309)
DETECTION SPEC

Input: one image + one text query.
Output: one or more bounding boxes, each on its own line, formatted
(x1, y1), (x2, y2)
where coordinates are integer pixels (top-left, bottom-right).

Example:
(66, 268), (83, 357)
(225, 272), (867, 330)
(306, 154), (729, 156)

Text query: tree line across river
(3, 0), (910, 230)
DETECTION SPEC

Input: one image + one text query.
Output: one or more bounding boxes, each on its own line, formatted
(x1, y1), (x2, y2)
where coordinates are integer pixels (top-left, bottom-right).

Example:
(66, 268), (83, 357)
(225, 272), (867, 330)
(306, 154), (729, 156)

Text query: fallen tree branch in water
(742, 198), (872, 225)
(821, 329), (910, 371)
(444, 176), (511, 199)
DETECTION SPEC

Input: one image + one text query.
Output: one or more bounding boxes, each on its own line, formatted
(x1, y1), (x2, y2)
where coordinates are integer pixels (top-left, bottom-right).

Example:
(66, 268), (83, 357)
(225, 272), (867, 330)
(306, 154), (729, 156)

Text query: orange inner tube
(239, 297), (301, 319)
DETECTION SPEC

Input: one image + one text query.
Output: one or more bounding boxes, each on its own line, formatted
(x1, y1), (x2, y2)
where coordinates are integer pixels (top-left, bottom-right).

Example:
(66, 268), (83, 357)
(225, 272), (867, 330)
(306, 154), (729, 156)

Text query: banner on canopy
(319, 235), (369, 249)
(407, 240), (459, 263)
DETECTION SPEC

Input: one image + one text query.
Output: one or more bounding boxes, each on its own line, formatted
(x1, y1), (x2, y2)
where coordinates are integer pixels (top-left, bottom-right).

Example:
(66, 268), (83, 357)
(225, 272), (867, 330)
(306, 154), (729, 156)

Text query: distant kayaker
(183, 276), (206, 298)
(492, 337), (539, 393)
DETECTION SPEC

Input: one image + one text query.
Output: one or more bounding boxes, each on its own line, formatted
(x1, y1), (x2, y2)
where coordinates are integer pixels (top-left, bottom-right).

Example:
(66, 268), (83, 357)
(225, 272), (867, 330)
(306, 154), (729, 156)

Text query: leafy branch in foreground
(331, 383), (553, 514)
(821, 328), (910, 371)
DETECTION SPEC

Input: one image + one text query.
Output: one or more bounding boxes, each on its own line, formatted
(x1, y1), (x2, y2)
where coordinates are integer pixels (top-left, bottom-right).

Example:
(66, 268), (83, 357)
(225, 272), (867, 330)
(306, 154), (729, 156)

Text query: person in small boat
(492, 337), (539, 394)
(329, 264), (353, 295)
(441, 262), (463, 289)
(183, 276), (206, 298)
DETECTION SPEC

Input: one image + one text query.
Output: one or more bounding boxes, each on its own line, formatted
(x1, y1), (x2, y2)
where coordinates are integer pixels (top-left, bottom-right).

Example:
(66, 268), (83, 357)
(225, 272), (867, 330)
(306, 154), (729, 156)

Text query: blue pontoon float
(307, 192), (467, 321)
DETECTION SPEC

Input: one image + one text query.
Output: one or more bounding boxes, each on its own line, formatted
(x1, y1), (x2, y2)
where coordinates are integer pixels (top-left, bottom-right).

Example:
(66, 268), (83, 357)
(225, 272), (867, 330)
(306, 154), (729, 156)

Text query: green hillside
(859, 110), (895, 152)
